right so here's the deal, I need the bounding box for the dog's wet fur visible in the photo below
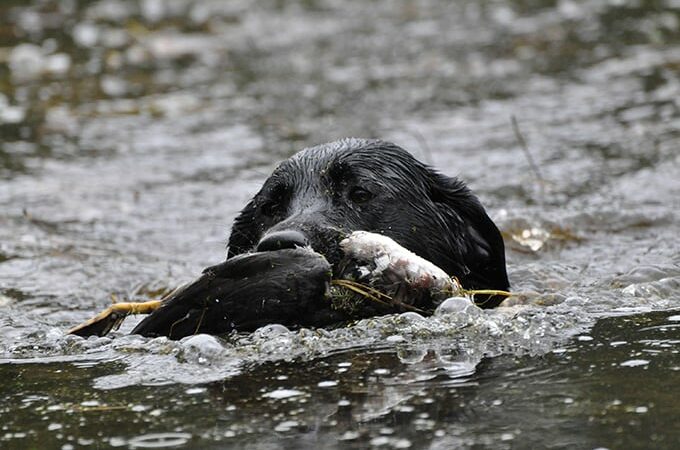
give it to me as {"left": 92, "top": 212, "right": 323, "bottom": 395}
{"left": 228, "top": 138, "right": 509, "bottom": 301}
{"left": 131, "top": 139, "right": 509, "bottom": 338}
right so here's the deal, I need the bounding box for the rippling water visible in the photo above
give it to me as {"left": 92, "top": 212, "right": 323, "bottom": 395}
{"left": 1, "top": 0, "right": 679, "bottom": 448}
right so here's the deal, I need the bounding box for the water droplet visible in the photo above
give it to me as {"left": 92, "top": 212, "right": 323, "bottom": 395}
{"left": 339, "top": 431, "right": 359, "bottom": 441}
{"left": 185, "top": 387, "right": 206, "bottom": 395}
{"left": 262, "top": 389, "right": 304, "bottom": 400}
{"left": 127, "top": 432, "right": 192, "bottom": 448}
{"left": 620, "top": 359, "right": 649, "bottom": 367}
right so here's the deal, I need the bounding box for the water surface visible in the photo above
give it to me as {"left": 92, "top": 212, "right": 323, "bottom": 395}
{"left": 1, "top": 0, "right": 679, "bottom": 448}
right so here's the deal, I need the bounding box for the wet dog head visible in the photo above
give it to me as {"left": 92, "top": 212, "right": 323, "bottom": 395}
{"left": 227, "top": 139, "right": 509, "bottom": 299}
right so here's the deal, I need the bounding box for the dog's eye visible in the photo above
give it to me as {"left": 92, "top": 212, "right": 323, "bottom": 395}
{"left": 260, "top": 184, "right": 289, "bottom": 217}
{"left": 261, "top": 201, "right": 282, "bottom": 217}
{"left": 348, "top": 187, "right": 374, "bottom": 204}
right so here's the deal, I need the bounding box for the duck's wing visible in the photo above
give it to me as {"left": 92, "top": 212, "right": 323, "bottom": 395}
{"left": 130, "top": 248, "right": 333, "bottom": 339}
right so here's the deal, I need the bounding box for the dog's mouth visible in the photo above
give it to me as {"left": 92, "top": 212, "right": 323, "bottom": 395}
{"left": 256, "top": 226, "right": 349, "bottom": 273}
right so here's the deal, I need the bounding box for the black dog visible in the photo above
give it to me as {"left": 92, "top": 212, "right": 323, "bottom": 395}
{"left": 130, "top": 139, "right": 509, "bottom": 338}
{"left": 228, "top": 138, "right": 508, "bottom": 295}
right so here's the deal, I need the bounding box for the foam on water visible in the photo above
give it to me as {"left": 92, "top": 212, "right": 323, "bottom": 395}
{"left": 0, "top": 291, "right": 598, "bottom": 388}
{"left": 1, "top": 0, "right": 680, "bottom": 446}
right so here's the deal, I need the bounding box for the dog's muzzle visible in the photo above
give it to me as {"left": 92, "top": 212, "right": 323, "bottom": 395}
{"left": 256, "top": 230, "right": 309, "bottom": 252}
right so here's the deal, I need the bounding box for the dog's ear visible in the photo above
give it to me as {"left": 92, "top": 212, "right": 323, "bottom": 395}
{"left": 427, "top": 171, "right": 509, "bottom": 306}
{"left": 226, "top": 200, "right": 262, "bottom": 258}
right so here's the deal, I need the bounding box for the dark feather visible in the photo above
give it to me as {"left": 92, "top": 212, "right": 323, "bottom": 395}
{"left": 131, "top": 249, "right": 334, "bottom": 339}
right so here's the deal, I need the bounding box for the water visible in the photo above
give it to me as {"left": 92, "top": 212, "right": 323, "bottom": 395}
{"left": 1, "top": 0, "right": 679, "bottom": 448}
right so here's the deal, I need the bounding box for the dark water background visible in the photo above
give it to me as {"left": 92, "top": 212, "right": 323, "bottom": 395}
{"left": 1, "top": 0, "right": 679, "bottom": 448}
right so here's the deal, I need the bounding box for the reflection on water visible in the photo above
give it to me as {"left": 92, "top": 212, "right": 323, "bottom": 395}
{"left": 1, "top": 310, "right": 678, "bottom": 449}
{"left": 1, "top": 0, "right": 679, "bottom": 448}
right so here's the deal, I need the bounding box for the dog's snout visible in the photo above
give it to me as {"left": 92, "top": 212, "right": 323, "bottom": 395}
{"left": 256, "top": 230, "right": 309, "bottom": 252}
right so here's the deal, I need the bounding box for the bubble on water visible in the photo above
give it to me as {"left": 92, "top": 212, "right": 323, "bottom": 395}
{"left": 45, "top": 53, "right": 71, "bottom": 75}
{"left": 72, "top": 22, "right": 99, "bottom": 47}
{"left": 45, "top": 327, "right": 63, "bottom": 342}
{"left": 180, "top": 334, "right": 225, "bottom": 360}
{"left": 101, "top": 76, "right": 128, "bottom": 97}
{"left": 274, "top": 420, "right": 299, "bottom": 432}
{"left": 438, "top": 355, "right": 479, "bottom": 379}
{"left": 127, "top": 432, "right": 191, "bottom": 448}
{"left": 91, "top": 334, "right": 241, "bottom": 389}
{"left": 396, "top": 312, "right": 427, "bottom": 323}
{"left": 620, "top": 359, "right": 650, "bottom": 367}
{"left": 393, "top": 438, "right": 413, "bottom": 448}
{"left": 101, "top": 29, "right": 129, "bottom": 48}
{"left": 396, "top": 347, "right": 427, "bottom": 364}
{"left": 370, "top": 436, "right": 390, "bottom": 446}
{"left": 253, "top": 324, "right": 291, "bottom": 338}
{"left": 109, "top": 437, "right": 126, "bottom": 447}
{"left": 0, "top": 106, "right": 26, "bottom": 124}
{"left": 150, "top": 92, "right": 202, "bottom": 118}
{"left": 0, "top": 294, "right": 15, "bottom": 307}
{"left": 185, "top": 387, "right": 206, "bottom": 395}
{"left": 9, "top": 43, "right": 45, "bottom": 80}
{"left": 252, "top": 324, "right": 296, "bottom": 356}
{"left": 17, "top": 10, "right": 42, "bottom": 34}
{"left": 434, "top": 297, "right": 475, "bottom": 315}
{"left": 339, "top": 430, "right": 359, "bottom": 440}
{"left": 80, "top": 400, "right": 99, "bottom": 407}
{"left": 126, "top": 45, "right": 148, "bottom": 65}
{"left": 141, "top": 0, "right": 166, "bottom": 22}
{"left": 262, "top": 389, "right": 305, "bottom": 400}
{"left": 620, "top": 277, "right": 680, "bottom": 299}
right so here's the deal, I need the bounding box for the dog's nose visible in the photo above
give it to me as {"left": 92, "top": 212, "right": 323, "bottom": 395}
{"left": 256, "top": 230, "right": 309, "bottom": 252}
